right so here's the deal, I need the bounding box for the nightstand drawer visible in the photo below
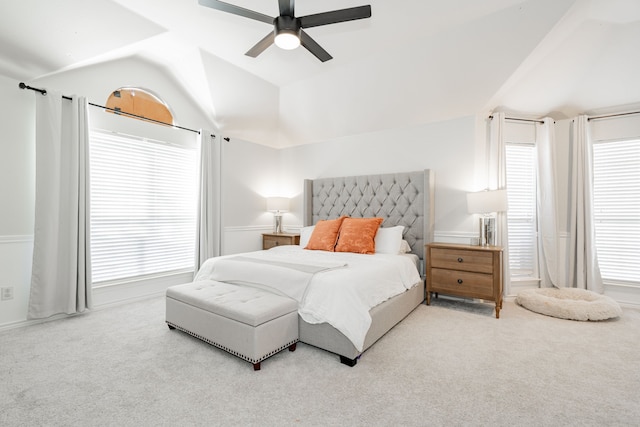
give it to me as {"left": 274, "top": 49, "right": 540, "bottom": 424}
{"left": 430, "top": 248, "right": 494, "bottom": 274}
{"left": 264, "top": 236, "right": 290, "bottom": 249}
{"left": 262, "top": 233, "right": 300, "bottom": 250}
{"left": 430, "top": 268, "right": 494, "bottom": 298}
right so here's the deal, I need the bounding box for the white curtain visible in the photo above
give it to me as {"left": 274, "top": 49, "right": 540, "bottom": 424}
{"left": 28, "top": 91, "right": 92, "bottom": 319}
{"left": 488, "top": 112, "right": 511, "bottom": 296}
{"left": 535, "top": 117, "right": 559, "bottom": 287}
{"left": 194, "top": 129, "right": 222, "bottom": 275}
{"left": 568, "top": 116, "right": 603, "bottom": 292}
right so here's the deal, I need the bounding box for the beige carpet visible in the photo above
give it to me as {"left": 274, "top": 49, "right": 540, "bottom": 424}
{"left": 1, "top": 296, "right": 639, "bottom": 426}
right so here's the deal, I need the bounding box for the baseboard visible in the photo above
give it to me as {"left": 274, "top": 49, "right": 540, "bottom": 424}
{"left": 0, "top": 272, "right": 192, "bottom": 332}
{"left": 92, "top": 271, "right": 193, "bottom": 307}
{"left": 507, "top": 281, "right": 539, "bottom": 297}
{"left": 0, "top": 312, "right": 82, "bottom": 333}
{"left": 604, "top": 283, "right": 640, "bottom": 309}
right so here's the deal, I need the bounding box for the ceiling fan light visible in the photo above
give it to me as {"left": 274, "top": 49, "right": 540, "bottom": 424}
{"left": 275, "top": 31, "right": 300, "bottom": 50}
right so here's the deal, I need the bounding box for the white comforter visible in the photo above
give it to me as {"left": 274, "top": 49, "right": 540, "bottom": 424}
{"left": 194, "top": 246, "right": 421, "bottom": 351}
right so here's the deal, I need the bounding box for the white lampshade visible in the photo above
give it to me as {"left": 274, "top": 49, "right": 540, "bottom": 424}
{"left": 466, "top": 189, "right": 508, "bottom": 214}
{"left": 275, "top": 32, "right": 300, "bottom": 50}
{"left": 266, "top": 197, "right": 289, "bottom": 213}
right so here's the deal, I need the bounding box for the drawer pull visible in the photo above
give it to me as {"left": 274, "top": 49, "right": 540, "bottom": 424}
{"left": 457, "top": 279, "right": 463, "bottom": 284}
{"left": 457, "top": 257, "right": 463, "bottom": 263}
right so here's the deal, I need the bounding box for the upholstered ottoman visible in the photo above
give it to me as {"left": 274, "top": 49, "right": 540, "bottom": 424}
{"left": 166, "top": 280, "right": 298, "bottom": 370}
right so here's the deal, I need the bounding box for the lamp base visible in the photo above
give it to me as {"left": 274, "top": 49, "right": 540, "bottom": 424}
{"left": 273, "top": 215, "right": 283, "bottom": 234}
{"left": 479, "top": 216, "right": 496, "bottom": 246}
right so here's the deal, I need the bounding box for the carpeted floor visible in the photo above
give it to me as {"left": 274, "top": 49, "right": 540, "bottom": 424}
{"left": 1, "top": 296, "right": 639, "bottom": 426}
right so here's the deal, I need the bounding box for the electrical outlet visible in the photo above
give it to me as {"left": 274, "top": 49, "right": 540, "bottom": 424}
{"left": 1, "top": 287, "right": 14, "bottom": 301}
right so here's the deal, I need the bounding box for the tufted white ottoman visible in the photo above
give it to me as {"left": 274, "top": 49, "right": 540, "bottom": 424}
{"left": 166, "top": 280, "right": 298, "bottom": 370}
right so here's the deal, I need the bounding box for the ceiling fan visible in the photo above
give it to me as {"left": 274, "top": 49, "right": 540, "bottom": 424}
{"left": 198, "top": 0, "right": 372, "bottom": 62}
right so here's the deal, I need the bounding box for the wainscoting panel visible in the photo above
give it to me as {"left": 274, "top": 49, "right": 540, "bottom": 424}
{"left": 0, "top": 235, "right": 33, "bottom": 327}
{"left": 223, "top": 225, "right": 277, "bottom": 255}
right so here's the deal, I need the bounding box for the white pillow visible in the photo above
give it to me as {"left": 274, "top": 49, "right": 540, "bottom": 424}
{"left": 399, "top": 239, "right": 412, "bottom": 254}
{"left": 374, "top": 226, "right": 405, "bottom": 254}
{"left": 299, "top": 225, "right": 315, "bottom": 248}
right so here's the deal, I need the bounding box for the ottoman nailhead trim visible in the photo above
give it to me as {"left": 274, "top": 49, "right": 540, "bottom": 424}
{"left": 167, "top": 321, "right": 298, "bottom": 364}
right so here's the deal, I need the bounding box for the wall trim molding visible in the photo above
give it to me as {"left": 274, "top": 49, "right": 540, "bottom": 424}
{"left": 0, "top": 235, "right": 33, "bottom": 244}
{"left": 224, "top": 224, "right": 303, "bottom": 234}
{"left": 224, "top": 225, "right": 272, "bottom": 232}
{"left": 433, "top": 230, "right": 475, "bottom": 244}
{"left": 222, "top": 227, "right": 476, "bottom": 241}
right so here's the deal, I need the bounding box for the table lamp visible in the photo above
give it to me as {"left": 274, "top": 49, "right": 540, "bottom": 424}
{"left": 266, "top": 197, "right": 290, "bottom": 234}
{"left": 466, "top": 189, "right": 508, "bottom": 246}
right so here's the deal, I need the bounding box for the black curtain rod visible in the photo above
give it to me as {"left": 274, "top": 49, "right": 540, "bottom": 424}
{"left": 588, "top": 110, "right": 640, "bottom": 121}
{"left": 491, "top": 110, "right": 640, "bottom": 123}
{"left": 488, "top": 114, "right": 544, "bottom": 124}
{"left": 19, "top": 82, "right": 225, "bottom": 140}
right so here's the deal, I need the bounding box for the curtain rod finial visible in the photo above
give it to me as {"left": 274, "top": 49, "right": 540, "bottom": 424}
{"left": 19, "top": 82, "right": 47, "bottom": 95}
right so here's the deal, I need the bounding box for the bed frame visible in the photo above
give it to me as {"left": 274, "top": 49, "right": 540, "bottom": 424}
{"left": 300, "top": 169, "right": 435, "bottom": 366}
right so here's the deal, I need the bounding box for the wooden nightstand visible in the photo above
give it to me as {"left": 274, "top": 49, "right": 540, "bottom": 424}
{"left": 262, "top": 233, "right": 300, "bottom": 250}
{"left": 426, "top": 242, "right": 503, "bottom": 318}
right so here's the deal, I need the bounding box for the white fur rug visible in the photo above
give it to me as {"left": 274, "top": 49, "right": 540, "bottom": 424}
{"left": 516, "top": 288, "right": 622, "bottom": 321}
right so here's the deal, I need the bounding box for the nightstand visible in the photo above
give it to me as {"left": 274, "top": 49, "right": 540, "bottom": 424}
{"left": 426, "top": 242, "right": 503, "bottom": 318}
{"left": 262, "top": 233, "right": 300, "bottom": 250}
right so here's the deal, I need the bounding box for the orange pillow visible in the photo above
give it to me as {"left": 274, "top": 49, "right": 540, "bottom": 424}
{"left": 305, "top": 216, "right": 348, "bottom": 251}
{"left": 335, "top": 217, "right": 384, "bottom": 254}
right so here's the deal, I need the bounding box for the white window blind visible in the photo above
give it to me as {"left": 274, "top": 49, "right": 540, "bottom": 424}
{"left": 90, "top": 130, "right": 198, "bottom": 285}
{"left": 592, "top": 138, "right": 640, "bottom": 285}
{"left": 505, "top": 143, "right": 538, "bottom": 278}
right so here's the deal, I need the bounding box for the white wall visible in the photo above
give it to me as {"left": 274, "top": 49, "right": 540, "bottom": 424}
{"left": 278, "top": 115, "right": 482, "bottom": 244}
{"left": 33, "top": 56, "right": 213, "bottom": 133}
{"left": 0, "top": 75, "right": 35, "bottom": 326}
{"left": 0, "top": 61, "right": 281, "bottom": 327}
{"left": 3, "top": 57, "right": 637, "bottom": 327}
{"left": 1, "top": 84, "right": 480, "bottom": 328}
{"left": 216, "top": 117, "right": 485, "bottom": 254}
{"left": 221, "top": 137, "right": 281, "bottom": 255}
{"left": 0, "top": 75, "right": 35, "bottom": 235}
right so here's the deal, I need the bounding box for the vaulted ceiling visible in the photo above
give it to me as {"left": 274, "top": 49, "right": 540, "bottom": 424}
{"left": 2, "top": 0, "right": 639, "bottom": 148}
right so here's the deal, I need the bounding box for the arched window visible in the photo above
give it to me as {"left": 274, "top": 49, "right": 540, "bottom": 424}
{"left": 106, "top": 87, "right": 174, "bottom": 125}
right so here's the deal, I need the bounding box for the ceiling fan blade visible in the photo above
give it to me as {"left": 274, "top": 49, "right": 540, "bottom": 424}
{"left": 245, "top": 32, "right": 275, "bottom": 57}
{"left": 299, "top": 5, "right": 371, "bottom": 29}
{"left": 198, "top": 0, "right": 273, "bottom": 25}
{"left": 278, "top": 0, "right": 295, "bottom": 17}
{"left": 299, "top": 30, "right": 332, "bottom": 62}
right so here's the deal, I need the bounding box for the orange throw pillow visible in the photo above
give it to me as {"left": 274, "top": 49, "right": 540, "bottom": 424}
{"left": 305, "top": 216, "right": 348, "bottom": 251}
{"left": 335, "top": 217, "right": 384, "bottom": 254}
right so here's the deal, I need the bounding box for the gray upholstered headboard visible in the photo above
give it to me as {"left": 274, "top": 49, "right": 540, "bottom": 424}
{"left": 303, "top": 170, "right": 435, "bottom": 261}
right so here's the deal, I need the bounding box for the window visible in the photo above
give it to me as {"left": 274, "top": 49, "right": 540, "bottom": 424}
{"left": 90, "top": 130, "right": 198, "bottom": 285}
{"left": 106, "top": 87, "right": 174, "bottom": 126}
{"left": 505, "top": 142, "right": 538, "bottom": 279}
{"left": 592, "top": 138, "right": 640, "bottom": 286}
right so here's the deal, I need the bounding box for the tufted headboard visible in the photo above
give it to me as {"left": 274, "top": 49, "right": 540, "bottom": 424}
{"left": 303, "top": 170, "right": 434, "bottom": 262}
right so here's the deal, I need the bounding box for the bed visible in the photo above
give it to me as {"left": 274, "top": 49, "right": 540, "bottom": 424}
{"left": 196, "top": 169, "right": 435, "bottom": 366}
{"left": 299, "top": 169, "right": 434, "bottom": 365}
